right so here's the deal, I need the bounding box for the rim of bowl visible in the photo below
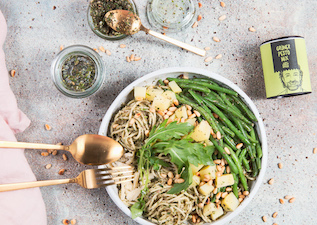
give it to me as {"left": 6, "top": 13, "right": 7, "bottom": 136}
{"left": 98, "top": 67, "right": 268, "bottom": 225}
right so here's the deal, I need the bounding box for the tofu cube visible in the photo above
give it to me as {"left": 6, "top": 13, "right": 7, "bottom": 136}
{"left": 199, "top": 165, "right": 216, "bottom": 181}
{"left": 162, "top": 90, "right": 176, "bottom": 102}
{"left": 198, "top": 183, "right": 214, "bottom": 196}
{"left": 215, "top": 174, "right": 235, "bottom": 188}
{"left": 221, "top": 192, "right": 240, "bottom": 211}
{"left": 168, "top": 81, "right": 182, "bottom": 93}
{"left": 190, "top": 175, "right": 201, "bottom": 187}
{"left": 190, "top": 163, "right": 204, "bottom": 175}
{"left": 152, "top": 94, "right": 170, "bottom": 111}
{"left": 134, "top": 87, "right": 146, "bottom": 101}
{"left": 210, "top": 205, "right": 224, "bottom": 220}
{"left": 190, "top": 120, "right": 211, "bottom": 142}
{"left": 175, "top": 105, "right": 188, "bottom": 119}
{"left": 185, "top": 118, "right": 197, "bottom": 126}
{"left": 203, "top": 203, "right": 217, "bottom": 217}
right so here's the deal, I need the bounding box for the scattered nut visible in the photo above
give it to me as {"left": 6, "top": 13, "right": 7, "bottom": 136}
{"left": 106, "top": 49, "right": 111, "bottom": 56}
{"left": 168, "top": 171, "right": 174, "bottom": 178}
{"left": 58, "top": 169, "right": 66, "bottom": 175}
{"left": 198, "top": 203, "right": 204, "bottom": 208}
{"left": 62, "top": 219, "right": 69, "bottom": 225}
{"left": 45, "top": 124, "right": 52, "bottom": 131}
{"left": 220, "top": 1, "right": 226, "bottom": 7}
{"left": 272, "top": 212, "right": 278, "bottom": 218}
{"left": 52, "top": 150, "right": 58, "bottom": 156}
{"left": 119, "top": 44, "right": 126, "bottom": 48}
{"left": 236, "top": 143, "right": 243, "bottom": 149}
{"left": 192, "top": 21, "right": 198, "bottom": 28}
{"left": 70, "top": 219, "right": 77, "bottom": 225}
{"left": 279, "top": 198, "right": 284, "bottom": 204}
{"left": 47, "top": 149, "right": 53, "bottom": 154}
{"left": 130, "top": 54, "right": 135, "bottom": 61}
{"left": 313, "top": 147, "right": 317, "bottom": 154}
{"left": 204, "top": 56, "right": 213, "bottom": 62}
{"left": 218, "top": 15, "right": 226, "bottom": 21}
{"left": 268, "top": 178, "right": 274, "bottom": 185}
{"left": 60, "top": 45, "right": 64, "bottom": 51}
{"left": 99, "top": 46, "right": 106, "bottom": 53}
{"left": 161, "top": 173, "right": 167, "bottom": 178}
{"left": 167, "top": 178, "right": 173, "bottom": 185}
{"left": 243, "top": 191, "right": 249, "bottom": 196}
{"left": 126, "top": 56, "right": 131, "bottom": 62}
{"left": 213, "top": 37, "right": 221, "bottom": 42}
{"left": 289, "top": 197, "right": 295, "bottom": 203}
{"left": 134, "top": 56, "right": 142, "bottom": 61}
{"left": 224, "top": 147, "right": 231, "bottom": 155}
{"left": 278, "top": 163, "right": 283, "bottom": 169}
{"left": 262, "top": 216, "right": 267, "bottom": 222}
{"left": 197, "top": 15, "right": 202, "bottom": 21}
{"left": 249, "top": 27, "right": 256, "bottom": 32}
{"left": 198, "top": 2, "right": 202, "bottom": 8}
{"left": 10, "top": 70, "right": 16, "bottom": 77}
{"left": 215, "top": 54, "right": 223, "bottom": 59}
{"left": 45, "top": 164, "right": 52, "bottom": 169}
{"left": 174, "top": 178, "right": 185, "bottom": 183}
{"left": 284, "top": 195, "right": 292, "bottom": 199}
{"left": 62, "top": 154, "right": 68, "bottom": 161}
{"left": 41, "top": 152, "right": 49, "bottom": 157}
{"left": 204, "top": 47, "right": 211, "bottom": 51}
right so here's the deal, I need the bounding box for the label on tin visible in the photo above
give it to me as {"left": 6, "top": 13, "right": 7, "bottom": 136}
{"left": 260, "top": 37, "right": 311, "bottom": 98}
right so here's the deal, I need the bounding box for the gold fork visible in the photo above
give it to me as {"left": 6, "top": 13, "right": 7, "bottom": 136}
{"left": 0, "top": 166, "right": 134, "bottom": 192}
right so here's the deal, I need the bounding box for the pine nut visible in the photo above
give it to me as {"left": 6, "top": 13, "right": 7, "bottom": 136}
{"left": 193, "top": 110, "right": 201, "bottom": 117}
{"left": 262, "top": 216, "right": 267, "bottom": 222}
{"left": 216, "top": 131, "right": 221, "bottom": 140}
{"left": 198, "top": 2, "right": 202, "bottom": 8}
{"left": 289, "top": 197, "right": 295, "bottom": 203}
{"left": 213, "top": 37, "right": 221, "bottom": 42}
{"left": 273, "top": 224, "right": 278, "bottom": 225}
{"left": 249, "top": 27, "right": 256, "bottom": 32}
{"left": 238, "top": 197, "right": 243, "bottom": 202}
{"left": 134, "top": 56, "right": 141, "bottom": 61}
{"left": 188, "top": 114, "right": 196, "bottom": 119}
{"left": 106, "top": 49, "right": 111, "bottom": 56}
{"left": 196, "top": 217, "right": 201, "bottom": 223}
{"left": 163, "top": 115, "right": 169, "bottom": 120}
{"left": 236, "top": 143, "right": 243, "bottom": 149}
{"left": 58, "top": 169, "right": 65, "bottom": 175}
{"left": 268, "top": 178, "right": 274, "bottom": 185}
{"left": 187, "top": 110, "right": 192, "bottom": 116}
{"left": 243, "top": 191, "right": 249, "bottom": 196}
{"left": 216, "top": 172, "right": 222, "bottom": 177}
{"left": 279, "top": 198, "right": 284, "bottom": 204}
{"left": 175, "top": 178, "right": 185, "bottom": 183}
{"left": 167, "top": 178, "right": 173, "bottom": 185}
{"left": 45, "top": 124, "right": 52, "bottom": 131}
{"left": 313, "top": 148, "right": 317, "bottom": 154}
{"left": 166, "top": 111, "right": 173, "bottom": 116}
{"left": 226, "top": 166, "right": 230, "bottom": 173}
{"left": 10, "top": 70, "right": 16, "bottom": 77}
{"left": 119, "top": 44, "right": 126, "bottom": 48}
{"left": 62, "top": 219, "right": 69, "bottom": 225}
{"left": 215, "top": 54, "right": 223, "bottom": 59}
{"left": 220, "top": 1, "right": 226, "bottom": 7}
{"left": 225, "top": 187, "right": 232, "bottom": 192}
{"left": 192, "top": 21, "right": 198, "bottom": 28}
{"left": 41, "top": 152, "right": 49, "bottom": 156}
{"left": 284, "top": 195, "right": 292, "bottom": 199}
{"left": 198, "top": 203, "right": 204, "bottom": 208}
{"left": 99, "top": 46, "right": 105, "bottom": 52}
{"left": 175, "top": 174, "right": 181, "bottom": 179}
{"left": 204, "top": 56, "right": 213, "bottom": 62}
{"left": 224, "top": 147, "right": 230, "bottom": 154}
{"left": 272, "top": 212, "right": 278, "bottom": 218}
{"left": 278, "top": 163, "right": 283, "bottom": 169}
{"left": 62, "top": 154, "right": 68, "bottom": 161}
{"left": 93, "top": 48, "right": 99, "bottom": 53}
{"left": 203, "top": 174, "right": 211, "bottom": 181}
{"left": 126, "top": 56, "right": 131, "bottom": 62}
{"left": 167, "top": 172, "right": 174, "bottom": 178}
{"left": 207, "top": 179, "right": 213, "bottom": 186}
{"left": 52, "top": 150, "right": 58, "bottom": 155}
{"left": 45, "top": 164, "right": 52, "bottom": 169}
{"left": 157, "top": 110, "right": 164, "bottom": 116}
{"left": 204, "top": 47, "right": 211, "bottom": 51}
{"left": 216, "top": 165, "right": 222, "bottom": 172}
{"left": 216, "top": 192, "right": 222, "bottom": 199}
{"left": 239, "top": 195, "right": 245, "bottom": 199}
{"left": 197, "top": 15, "right": 202, "bottom": 21}
{"left": 168, "top": 106, "right": 177, "bottom": 112}
{"left": 221, "top": 192, "right": 228, "bottom": 198}
{"left": 214, "top": 159, "right": 221, "bottom": 164}
{"left": 173, "top": 99, "right": 179, "bottom": 106}
{"left": 70, "top": 219, "right": 77, "bottom": 225}
{"left": 213, "top": 187, "right": 218, "bottom": 194}
{"left": 60, "top": 45, "right": 64, "bottom": 51}
{"left": 192, "top": 215, "right": 196, "bottom": 223}
{"left": 130, "top": 54, "right": 135, "bottom": 61}
{"left": 145, "top": 130, "right": 150, "bottom": 137}
{"left": 218, "top": 15, "right": 226, "bottom": 21}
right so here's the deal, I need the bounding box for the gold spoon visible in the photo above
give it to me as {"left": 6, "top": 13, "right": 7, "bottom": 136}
{"left": 105, "top": 10, "right": 206, "bottom": 57}
{"left": 0, "top": 134, "right": 123, "bottom": 165}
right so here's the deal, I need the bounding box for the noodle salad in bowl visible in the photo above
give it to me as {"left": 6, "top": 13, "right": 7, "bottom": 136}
{"left": 99, "top": 67, "right": 267, "bottom": 225}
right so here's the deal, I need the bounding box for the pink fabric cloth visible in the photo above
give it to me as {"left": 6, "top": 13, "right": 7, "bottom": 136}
{"left": 0, "top": 11, "right": 47, "bottom": 225}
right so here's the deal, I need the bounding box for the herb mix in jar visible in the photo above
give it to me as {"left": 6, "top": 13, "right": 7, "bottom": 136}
{"left": 61, "top": 55, "right": 96, "bottom": 92}
{"left": 90, "top": 0, "right": 134, "bottom": 36}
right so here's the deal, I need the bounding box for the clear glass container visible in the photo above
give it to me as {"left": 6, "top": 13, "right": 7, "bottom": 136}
{"left": 51, "top": 45, "right": 105, "bottom": 98}
{"left": 87, "top": 0, "right": 138, "bottom": 41}
{"left": 146, "top": 0, "right": 197, "bottom": 33}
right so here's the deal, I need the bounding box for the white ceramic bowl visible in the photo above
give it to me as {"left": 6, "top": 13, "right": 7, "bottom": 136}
{"left": 98, "top": 67, "right": 267, "bottom": 225}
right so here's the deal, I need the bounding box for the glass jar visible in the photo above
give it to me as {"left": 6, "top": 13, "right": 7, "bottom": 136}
{"left": 51, "top": 45, "right": 105, "bottom": 98}
{"left": 146, "top": 0, "right": 197, "bottom": 33}
{"left": 87, "top": 0, "right": 138, "bottom": 41}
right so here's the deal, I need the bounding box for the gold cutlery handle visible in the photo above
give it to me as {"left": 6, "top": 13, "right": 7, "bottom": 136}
{"left": 0, "top": 141, "right": 66, "bottom": 150}
{"left": 0, "top": 179, "right": 74, "bottom": 192}
{"left": 146, "top": 29, "right": 206, "bottom": 57}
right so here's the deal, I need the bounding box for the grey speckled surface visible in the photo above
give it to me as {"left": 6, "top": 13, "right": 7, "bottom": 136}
{"left": 1, "top": 0, "right": 317, "bottom": 224}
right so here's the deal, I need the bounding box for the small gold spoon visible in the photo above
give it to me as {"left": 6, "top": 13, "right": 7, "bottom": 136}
{"left": 105, "top": 10, "right": 206, "bottom": 57}
{"left": 0, "top": 134, "right": 123, "bottom": 165}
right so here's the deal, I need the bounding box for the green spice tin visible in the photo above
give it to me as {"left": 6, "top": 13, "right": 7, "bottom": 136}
{"left": 260, "top": 36, "right": 311, "bottom": 98}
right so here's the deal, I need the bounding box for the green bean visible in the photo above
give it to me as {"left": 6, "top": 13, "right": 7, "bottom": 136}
{"left": 203, "top": 99, "right": 251, "bottom": 146}
{"left": 167, "top": 78, "right": 238, "bottom": 96}
{"left": 246, "top": 134, "right": 258, "bottom": 143}
{"left": 207, "top": 91, "right": 225, "bottom": 103}
{"left": 158, "top": 79, "right": 164, "bottom": 86}
{"left": 238, "top": 148, "right": 247, "bottom": 162}
{"left": 223, "top": 135, "right": 238, "bottom": 151}
{"left": 229, "top": 95, "right": 257, "bottom": 122}
{"left": 221, "top": 125, "right": 235, "bottom": 138}
{"left": 242, "top": 157, "right": 251, "bottom": 171}
{"left": 178, "top": 83, "right": 211, "bottom": 93}
{"left": 235, "top": 149, "right": 241, "bottom": 157}
{"left": 192, "top": 78, "right": 218, "bottom": 85}
{"left": 256, "top": 157, "right": 262, "bottom": 170}
{"left": 251, "top": 160, "right": 259, "bottom": 177}
{"left": 225, "top": 144, "right": 249, "bottom": 191}
{"left": 232, "top": 173, "right": 239, "bottom": 198}
{"left": 205, "top": 95, "right": 253, "bottom": 125}
{"left": 209, "top": 138, "right": 239, "bottom": 174}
